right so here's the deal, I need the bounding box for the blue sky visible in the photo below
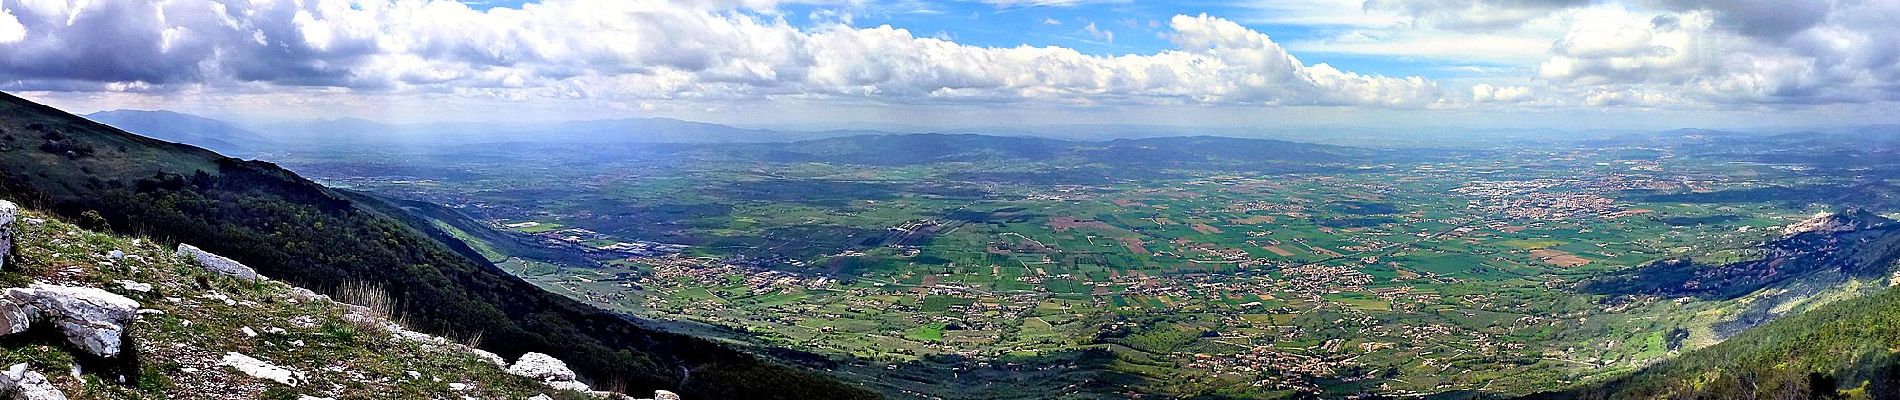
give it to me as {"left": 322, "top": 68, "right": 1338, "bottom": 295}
{"left": 456, "top": 0, "right": 1508, "bottom": 80}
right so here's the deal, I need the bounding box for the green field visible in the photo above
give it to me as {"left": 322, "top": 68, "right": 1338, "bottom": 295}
{"left": 276, "top": 133, "right": 1898, "bottom": 399}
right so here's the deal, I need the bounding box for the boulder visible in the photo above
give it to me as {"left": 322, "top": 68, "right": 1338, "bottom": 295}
{"left": 0, "top": 363, "right": 67, "bottom": 400}
{"left": 174, "top": 244, "right": 264, "bottom": 282}
{"left": 547, "top": 380, "right": 591, "bottom": 392}
{"left": 507, "top": 352, "right": 577, "bottom": 382}
{"left": 652, "top": 390, "right": 681, "bottom": 400}
{"left": 0, "top": 299, "right": 28, "bottom": 336}
{"left": 4, "top": 284, "right": 140, "bottom": 358}
{"left": 508, "top": 352, "right": 589, "bottom": 392}
{"left": 0, "top": 200, "right": 15, "bottom": 271}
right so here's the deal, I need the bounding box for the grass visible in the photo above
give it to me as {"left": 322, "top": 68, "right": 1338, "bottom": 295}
{"left": 905, "top": 323, "right": 946, "bottom": 342}
{"left": 0, "top": 207, "right": 576, "bottom": 399}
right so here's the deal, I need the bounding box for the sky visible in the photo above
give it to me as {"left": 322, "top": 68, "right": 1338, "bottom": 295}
{"left": 0, "top": 0, "right": 1897, "bottom": 132}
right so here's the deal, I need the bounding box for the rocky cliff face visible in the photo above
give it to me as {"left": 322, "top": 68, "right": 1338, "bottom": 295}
{"left": 0, "top": 199, "right": 681, "bottom": 399}
{"left": 1586, "top": 209, "right": 1900, "bottom": 300}
{"left": 1781, "top": 209, "right": 1889, "bottom": 236}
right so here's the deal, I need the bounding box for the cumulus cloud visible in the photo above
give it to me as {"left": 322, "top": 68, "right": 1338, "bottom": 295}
{"left": 0, "top": 6, "right": 22, "bottom": 43}
{"left": 1647, "top": 0, "right": 1832, "bottom": 40}
{"left": 0, "top": 0, "right": 1442, "bottom": 108}
{"left": 1471, "top": 84, "right": 1532, "bottom": 103}
{"left": 1536, "top": 2, "right": 1900, "bottom": 105}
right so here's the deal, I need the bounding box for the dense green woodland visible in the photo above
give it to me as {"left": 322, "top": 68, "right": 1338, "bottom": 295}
{"left": 0, "top": 92, "right": 876, "bottom": 399}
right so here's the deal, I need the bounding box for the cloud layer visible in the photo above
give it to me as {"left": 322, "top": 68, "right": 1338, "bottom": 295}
{"left": 0, "top": 0, "right": 1443, "bottom": 108}
{"left": 1344, "top": 0, "right": 1900, "bottom": 106}
{"left": 1, "top": 0, "right": 1895, "bottom": 119}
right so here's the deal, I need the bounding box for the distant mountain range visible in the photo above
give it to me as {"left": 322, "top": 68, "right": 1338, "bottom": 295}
{"left": 84, "top": 108, "right": 1900, "bottom": 155}
{"left": 83, "top": 110, "right": 275, "bottom": 156}
{"left": 246, "top": 115, "right": 870, "bottom": 145}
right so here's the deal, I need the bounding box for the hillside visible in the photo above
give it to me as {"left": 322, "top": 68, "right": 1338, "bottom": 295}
{"left": 1531, "top": 212, "right": 1900, "bottom": 399}
{"left": 0, "top": 200, "right": 682, "bottom": 398}
{"left": 1528, "top": 283, "right": 1900, "bottom": 399}
{"left": 0, "top": 92, "right": 876, "bottom": 399}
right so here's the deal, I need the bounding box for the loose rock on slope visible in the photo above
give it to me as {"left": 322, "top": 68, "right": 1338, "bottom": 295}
{"left": 0, "top": 363, "right": 66, "bottom": 400}
{"left": 2, "top": 284, "right": 140, "bottom": 358}
{"left": 174, "top": 243, "right": 264, "bottom": 282}
{"left": 0, "top": 201, "right": 15, "bottom": 270}
{"left": 508, "top": 352, "right": 591, "bottom": 392}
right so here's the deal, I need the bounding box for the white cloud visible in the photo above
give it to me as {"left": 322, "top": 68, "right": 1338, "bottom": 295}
{"left": 1471, "top": 83, "right": 1531, "bottom": 103}
{"left": 1083, "top": 22, "right": 1113, "bottom": 44}
{"left": 1364, "top": 0, "right": 1589, "bottom": 31}
{"left": 1537, "top": 8, "right": 1714, "bottom": 86}
{"left": 0, "top": 1, "right": 1443, "bottom": 108}
{"left": 0, "top": 6, "right": 22, "bottom": 43}
{"left": 1536, "top": 2, "right": 1900, "bottom": 105}
{"left": 2, "top": 0, "right": 1895, "bottom": 117}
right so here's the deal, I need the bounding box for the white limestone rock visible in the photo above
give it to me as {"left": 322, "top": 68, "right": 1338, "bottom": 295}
{"left": 0, "top": 201, "right": 15, "bottom": 271}
{"left": 1784, "top": 212, "right": 1853, "bottom": 235}
{"left": 219, "top": 352, "right": 303, "bottom": 386}
{"left": 0, "top": 363, "right": 67, "bottom": 400}
{"left": 4, "top": 284, "right": 140, "bottom": 358}
{"left": 174, "top": 244, "right": 264, "bottom": 282}
{"left": 508, "top": 352, "right": 590, "bottom": 392}
{"left": 0, "top": 299, "right": 28, "bottom": 336}
{"left": 548, "top": 380, "right": 591, "bottom": 392}
{"left": 507, "top": 352, "right": 577, "bottom": 382}
{"left": 468, "top": 348, "right": 507, "bottom": 368}
{"left": 114, "top": 280, "right": 151, "bottom": 293}
{"left": 1781, "top": 210, "right": 1889, "bottom": 236}
{"left": 652, "top": 390, "right": 681, "bottom": 400}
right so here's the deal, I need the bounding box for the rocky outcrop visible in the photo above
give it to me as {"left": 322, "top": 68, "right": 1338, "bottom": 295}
{"left": 0, "top": 200, "right": 15, "bottom": 271}
{"left": 219, "top": 352, "right": 303, "bottom": 387}
{"left": 2, "top": 284, "right": 140, "bottom": 358}
{"left": 174, "top": 244, "right": 264, "bottom": 282}
{"left": 0, "top": 363, "right": 66, "bottom": 400}
{"left": 1782, "top": 209, "right": 1891, "bottom": 236}
{"left": 507, "top": 352, "right": 590, "bottom": 392}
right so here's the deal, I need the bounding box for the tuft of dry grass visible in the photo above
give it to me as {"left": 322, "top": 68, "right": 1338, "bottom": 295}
{"left": 335, "top": 280, "right": 407, "bottom": 329}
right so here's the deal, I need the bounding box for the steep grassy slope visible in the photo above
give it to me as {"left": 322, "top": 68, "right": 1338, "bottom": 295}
{"left": 1, "top": 205, "right": 590, "bottom": 398}
{"left": 0, "top": 91, "right": 876, "bottom": 399}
